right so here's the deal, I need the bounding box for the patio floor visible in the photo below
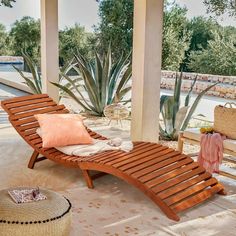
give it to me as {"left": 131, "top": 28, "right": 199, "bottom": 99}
{"left": 0, "top": 85, "right": 236, "bottom": 235}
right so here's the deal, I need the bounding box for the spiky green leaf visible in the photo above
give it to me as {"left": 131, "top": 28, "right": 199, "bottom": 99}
{"left": 181, "top": 82, "right": 219, "bottom": 130}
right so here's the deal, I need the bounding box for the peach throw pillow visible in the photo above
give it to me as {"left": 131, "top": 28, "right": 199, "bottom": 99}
{"left": 35, "top": 114, "right": 92, "bottom": 148}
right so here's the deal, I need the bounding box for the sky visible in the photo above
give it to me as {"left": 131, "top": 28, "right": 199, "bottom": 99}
{"left": 0, "top": 0, "right": 235, "bottom": 31}
{"left": 175, "top": 0, "right": 236, "bottom": 27}
{"left": 0, "top": 0, "right": 99, "bottom": 31}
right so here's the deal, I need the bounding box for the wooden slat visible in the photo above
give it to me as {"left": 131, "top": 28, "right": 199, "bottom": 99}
{"left": 158, "top": 172, "right": 212, "bottom": 199}
{"left": 122, "top": 150, "right": 179, "bottom": 173}
{"left": 60, "top": 155, "right": 74, "bottom": 161}
{"left": 35, "top": 143, "right": 43, "bottom": 149}
{"left": 82, "top": 145, "right": 139, "bottom": 162}
{"left": 19, "top": 122, "right": 39, "bottom": 131}
{"left": 52, "top": 154, "right": 68, "bottom": 160}
{"left": 43, "top": 148, "right": 59, "bottom": 155}
{"left": 2, "top": 94, "right": 48, "bottom": 105}
{"left": 10, "top": 101, "right": 57, "bottom": 114}
{"left": 13, "top": 116, "right": 37, "bottom": 126}
{"left": 131, "top": 155, "right": 189, "bottom": 178}
{"left": 119, "top": 150, "right": 179, "bottom": 171}
{"left": 113, "top": 146, "right": 169, "bottom": 168}
{"left": 6, "top": 97, "right": 53, "bottom": 109}
{"left": 23, "top": 128, "right": 38, "bottom": 136}
{"left": 27, "top": 134, "right": 40, "bottom": 141}
{"left": 31, "top": 138, "right": 42, "bottom": 145}
{"left": 59, "top": 153, "right": 80, "bottom": 163}
{"left": 89, "top": 151, "right": 124, "bottom": 162}
{"left": 144, "top": 160, "right": 196, "bottom": 188}
{"left": 113, "top": 146, "right": 170, "bottom": 168}
{"left": 76, "top": 143, "right": 147, "bottom": 164}
{"left": 103, "top": 143, "right": 158, "bottom": 165}
{"left": 93, "top": 143, "right": 152, "bottom": 163}
{"left": 81, "top": 151, "right": 117, "bottom": 162}
{"left": 13, "top": 109, "right": 69, "bottom": 126}
{"left": 152, "top": 165, "right": 204, "bottom": 194}
{"left": 165, "top": 178, "right": 218, "bottom": 206}
{"left": 55, "top": 153, "right": 83, "bottom": 163}
{"left": 140, "top": 160, "right": 196, "bottom": 184}
{"left": 90, "top": 134, "right": 102, "bottom": 139}
{"left": 172, "top": 183, "right": 223, "bottom": 213}
{"left": 10, "top": 105, "right": 65, "bottom": 120}
{"left": 131, "top": 158, "right": 193, "bottom": 184}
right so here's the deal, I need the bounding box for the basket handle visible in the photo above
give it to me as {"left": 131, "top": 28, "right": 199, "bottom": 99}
{"left": 224, "top": 102, "right": 236, "bottom": 108}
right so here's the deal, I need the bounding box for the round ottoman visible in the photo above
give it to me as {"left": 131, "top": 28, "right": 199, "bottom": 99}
{"left": 0, "top": 188, "right": 71, "bottom": 236}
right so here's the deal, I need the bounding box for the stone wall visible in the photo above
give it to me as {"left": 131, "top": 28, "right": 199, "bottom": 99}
{"left": 161, "top": 70, "right": 236, "bottom": 99}
{"left": 0, "top": 56, "right": 23, "bottom": 63}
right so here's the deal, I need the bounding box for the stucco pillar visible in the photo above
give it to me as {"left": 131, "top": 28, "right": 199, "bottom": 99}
{"left": 40, "top": 0, "right": 59, "bottom": 101}
{"left": 131, "top": 0, "right": 164, "bottom": 142}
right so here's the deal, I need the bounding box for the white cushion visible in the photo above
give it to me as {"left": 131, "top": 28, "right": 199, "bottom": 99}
{"left": 183, "top": 128, "right": 236, "bottom": 153}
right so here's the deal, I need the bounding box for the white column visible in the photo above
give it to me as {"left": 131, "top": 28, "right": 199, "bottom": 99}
{"left": 131, "top": 0, "right": 164, "bottom": 142}
{"left": 40, "top": 0, "right": 59, "bottom": 101}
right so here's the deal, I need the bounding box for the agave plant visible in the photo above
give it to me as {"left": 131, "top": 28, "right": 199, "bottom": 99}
{"left": 14, "top": 52, "right": 75, "bottom": 95}
{"left": 52, "top": 47, "right": 132, "bottom": 116}
{"left": 160, "top": 72, "right": 218, "bottom": 140}
{"left": 13, "top": 52, "right": 42, "bottom": 94}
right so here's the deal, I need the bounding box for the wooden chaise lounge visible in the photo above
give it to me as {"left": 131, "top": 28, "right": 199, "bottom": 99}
{"left": 1, "top": 94, "right": 226, "bottom": 221}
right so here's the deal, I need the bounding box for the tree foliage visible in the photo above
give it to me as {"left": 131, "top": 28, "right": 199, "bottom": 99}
{"left": 59, "top": 24, "right": 94, "bottom": 65}
{"left": 0, "top": 0, "right": 15, "bottom": 7}
{"left": 0, "top": 23, "right": 8, "bottom": 55}
{"left": 9, "top": 16, "right": 40, "bottom": 63}
{"left": 187, "top": 16, "right": 219, "bottom": 52}
{"left": 188, "top": 31, "right": 236, "bottom": 76}
{"left": 162, "top": 3, "right": 191, "bottom": 70}
{"left": 95, "top": 0, "right": 133, "bottom": 60}
{"left": 96, "top": 0, "right": 192, "bottom": 71}
{"left": 204, "top": 0, "right": 236, "bottom": 16}
{"left": 1, "top": 0, "right": 236, "bottom": 77}
{"left": 182, "top": 16, "right": 219, "bottom": 71}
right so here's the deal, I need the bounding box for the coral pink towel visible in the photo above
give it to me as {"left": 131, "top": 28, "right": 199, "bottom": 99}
{"left": 198, "top": 133, "right": 225, "bottom": 174}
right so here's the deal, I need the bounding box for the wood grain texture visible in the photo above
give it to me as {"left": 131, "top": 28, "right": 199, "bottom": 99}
{"left": 1, "top": 94, "right": 225, "bottom": 221}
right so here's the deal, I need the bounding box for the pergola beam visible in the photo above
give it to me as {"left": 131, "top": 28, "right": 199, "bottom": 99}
{"left": 40, "top": 0, "right": 59, "bottom": 101}
{"left": 131, "top": 0, "right": 164, "bottom": 142}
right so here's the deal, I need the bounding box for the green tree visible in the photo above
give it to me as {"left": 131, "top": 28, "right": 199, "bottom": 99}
{"left": 204, "top": 0, "right": 236, "bottom": 16}
{"left": 9, "top": 16, "right": 40, "bottom": 63}
{"left": 188, "top": 31, "right": 236, "bottom": 76}
{"left": 0, "top": 23, "right": 9, "bottom": 55}
{"left": 95, "top": 0, "right": 133, "bottom": 60}
{"left": 96, "top": 0, "right": 191, "bottom": 70}
{"left": 162, "top": 2, "right": 191, "bottom": 70}
{"left": 222, "top": 25, "right": 236, "bottom": 37}
{"left": 0, "top": 0, "right": 15, "bottom": 7}
{"left": 59, "top": 24, "right": 94, "bottom": 65}
{"left": 187, "top": 16, "right": 219, "bottom": 52}
{"left": 183, "top": 16, "right": 220, "bottom": 71}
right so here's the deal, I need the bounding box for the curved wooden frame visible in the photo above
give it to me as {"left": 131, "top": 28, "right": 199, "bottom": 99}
{"left": 1, "top": 94, "right": 226, "bottom": 221}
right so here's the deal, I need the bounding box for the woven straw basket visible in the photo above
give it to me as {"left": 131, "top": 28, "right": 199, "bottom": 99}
{"left": 0, "top": 188, "right": 71, "bottom": 236}
{"left": 214, "top": 102, "right": 236, "bottom": 139}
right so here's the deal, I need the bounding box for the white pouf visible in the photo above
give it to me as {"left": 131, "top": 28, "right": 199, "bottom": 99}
{"left": 0, "top": 188, "right": 71, "bottom": 236}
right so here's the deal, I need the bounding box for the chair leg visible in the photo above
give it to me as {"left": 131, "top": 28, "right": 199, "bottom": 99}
{"left": 81, "top": 170, "right": 94, "bottom": 189}
{"left": 28, "top": 150, "right": 39, "bottom": 169}
{"left": 217, "top": 183, "right": 227, "bottom": 195}
{"left": 178, "top": 132, "right": 184, "bottom": 153}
